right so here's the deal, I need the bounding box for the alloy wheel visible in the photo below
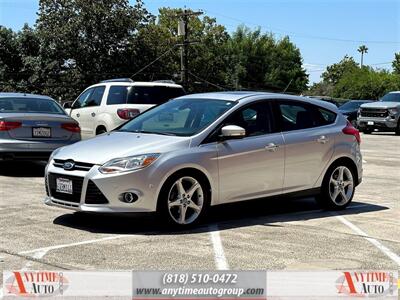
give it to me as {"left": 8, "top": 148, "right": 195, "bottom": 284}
{"left": 328, "top": 166, "right": 354, "bottom": 206}
{"left": 167, "top": 176, "right": 204, "bottom": 225}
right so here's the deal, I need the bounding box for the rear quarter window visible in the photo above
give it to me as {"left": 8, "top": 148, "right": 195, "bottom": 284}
{"left": 107, "top": 85, "right": 185, "bottom": 105}
{"left": 316, "top": 107, "right": 337, "bottom": 126}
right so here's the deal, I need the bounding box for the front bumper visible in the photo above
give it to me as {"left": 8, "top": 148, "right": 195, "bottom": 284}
{"left": 357, "top": 116, "right": 398, "bottom": 130}
{"left": 44, "top": 161, "right": 159, "bottom": 213}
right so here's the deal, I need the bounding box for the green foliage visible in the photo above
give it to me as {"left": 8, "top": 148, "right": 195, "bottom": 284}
{"left": 333, "top": 67, "right": 400, "bottom": 100}
{"left": 321, "top": 55, "right": 358, "bottom": 85}
{"left": 393, "top": 52, "right": 400, "bottom": 74}
{"left": 0, "top": 1, "right": 308, "bottom": 99}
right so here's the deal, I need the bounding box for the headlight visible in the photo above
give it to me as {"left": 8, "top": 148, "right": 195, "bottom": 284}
{"left": 99, "top": 153, "right": 160, "bottom": 174}
{"left": 388, "top": 108, "right": 398, "bottom": 115}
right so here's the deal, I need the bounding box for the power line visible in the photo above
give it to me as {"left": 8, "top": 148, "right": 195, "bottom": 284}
{"left": 204, "top": 9, "right": 400, "bottom": 45}
{"left": 130, "top": 45, "right": 178, "bottom": 79}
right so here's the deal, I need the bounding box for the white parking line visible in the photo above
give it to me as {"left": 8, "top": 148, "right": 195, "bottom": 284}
{"left": 209, "top": 224, "right": 229, "bottom": 270}
{"left": 19, "top": 235, "right": 127, "bottom": 255}
{"left": 335, "top": 215, "right": 400, "bottom": 266}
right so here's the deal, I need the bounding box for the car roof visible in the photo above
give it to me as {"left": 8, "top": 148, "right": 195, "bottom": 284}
{"left": 0, "top": 92, "right": 54, "bottom": 100}
{"left": 176, "top": 91, "right": 339, "bottom": 111}
{"left": 388, "top": 91, "right": 400, "bottom": 94}
{"left": 89, "top": 81, "right": 183, "bottom": 89}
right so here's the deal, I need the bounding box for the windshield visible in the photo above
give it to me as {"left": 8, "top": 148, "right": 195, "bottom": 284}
{"left": 380, "top": 93, "right": 400, "bottom": 102}
{"left": 339, "top": 101, "right": 368, "bottom": 110}
{"left": 0, "top": 97, "right": 65, "bottom": 114}
{"left": 119, "top": 98, "right": 236, "bottom": 136}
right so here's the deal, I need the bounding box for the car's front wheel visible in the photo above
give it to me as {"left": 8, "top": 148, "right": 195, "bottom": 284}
{"left": 316, "top": 164, "right": 355, "bottom": 210}
{"left": 158, "top": 173, "right": 209, "bottom": 227}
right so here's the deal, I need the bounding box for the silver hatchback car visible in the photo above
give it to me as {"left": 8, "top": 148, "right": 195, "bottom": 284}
{"left": 45, "top": 92, "right": 362, "bottom": 227}
{"left": 0, "top": 93, "right": 81, "bottom": 161}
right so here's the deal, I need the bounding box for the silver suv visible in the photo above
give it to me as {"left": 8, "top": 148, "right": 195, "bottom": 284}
{"left": 357, "top": 91, "right": 400, "bottom": 134}
{"left": 45, "top": 92, "right": 362, "bottom": 227}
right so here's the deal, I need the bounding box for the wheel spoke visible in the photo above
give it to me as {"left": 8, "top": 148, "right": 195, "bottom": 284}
{"left": 338, "top": 167, "right": 344, "bottom": 181}
{"left": 188, "top": 201, "right": 201, "bottom": 213}
{"left": 179, "top": 205, "right": 188, "bottom": 224}
{"left": 343, "top": 180, "right": 352, "bottom": 187}
{"left": 187, "top": 181, "right": 200, "bottom": 198}
{"left": 331, "top": 187, "right": 340, "bottom": 202}
{"left": 340, "top": 190, "right": 348, "bottom": 202}
{"left": 168, "top": 199, "right": 181, "bottom": 208}
{"left": 176, "top": 179, "right": 186, "bottom": 196}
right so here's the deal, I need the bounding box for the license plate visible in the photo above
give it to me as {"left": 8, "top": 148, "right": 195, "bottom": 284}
{"left": 32, "top": 127, "right": 51, "bottom": 138}
{"left": 367, "top": 121, "right": 374, "bottom": 125}
{"left": 56, "top": 178, "right": 73, "bottom": 194}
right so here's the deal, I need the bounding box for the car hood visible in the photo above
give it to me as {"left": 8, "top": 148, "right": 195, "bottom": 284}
{"left": 55, "top": 131, "right": 190, "bottom": 164}
{"left": 361, "top": 102, "right": 400, "bottom": 109}
{"left": 338, "top": 109, "right": 354, "bottom": 114}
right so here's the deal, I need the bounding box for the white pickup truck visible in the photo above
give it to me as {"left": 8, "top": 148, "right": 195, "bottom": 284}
{"left": 64, "top": 79, "right": 185, "bottom": 139}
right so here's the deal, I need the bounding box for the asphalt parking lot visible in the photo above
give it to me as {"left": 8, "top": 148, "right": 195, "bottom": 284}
{"left": 0, "top": 133, "right": 399, "bottom": 283}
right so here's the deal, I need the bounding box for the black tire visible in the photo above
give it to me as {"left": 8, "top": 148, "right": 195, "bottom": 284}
{"left": 395, "top": 121, "right": 400, "bottom": 135}
{"left": 96, "top": 127, "right": 107, "bottom": 135}
{"left": 316, "top": 162, "right": 356, "bottom": 210}
{"left": 157, "top": 171, "right": 210, "bottom": 227}
{"left": 363, "top": 128, "right": 372, "bottom": 134}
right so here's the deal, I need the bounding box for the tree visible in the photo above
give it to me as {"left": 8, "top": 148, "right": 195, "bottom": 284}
{"left": 35, "top": 0, "right": 153, "bottom": 101}
{"left": 333, "top": 67, "right": 400, "bottom": 99}
{"left": 392, "top": 52, "right": 400, "bottom": 74}
{"left": 223, "top": 26, "right": 308, "bottom": 93}
{"left": 357, "top": 45, "right": 368, "bottom": 67}
{"left": 321, "top": 55, "right": 358, "bottom": 85}
{"left": 0, "top": 26, "right": 22, "bottom": 91}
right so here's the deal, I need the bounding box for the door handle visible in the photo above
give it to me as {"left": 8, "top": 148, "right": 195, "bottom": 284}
{"left": 317, "top": 135, "right": 329, "bottom": 144}
{"left": 91, "top": 112, "right": 96, "bottom": 117}
{"left": 265, "top": 143, "right": 279, "bottom": 152}
{"left": 76, "top": 113, "right": 80, "bottom": 118}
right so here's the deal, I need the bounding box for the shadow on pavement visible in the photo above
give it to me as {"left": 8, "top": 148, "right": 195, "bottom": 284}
{"left": 0, "top": 161, "right": 46, "bottom": 177}
{"left": 53, "top": 197, "right": 389, "bottom": 235}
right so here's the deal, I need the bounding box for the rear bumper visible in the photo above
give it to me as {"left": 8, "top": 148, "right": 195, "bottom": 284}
{"left": 0, "top": 138, "right": 78, "bottom": 160}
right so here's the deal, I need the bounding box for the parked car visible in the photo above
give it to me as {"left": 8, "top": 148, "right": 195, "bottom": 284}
{"left": 339, "top": 100, "right": 373, "bottom": 128}
{"left": 64, "top": 79, "right": 185, "bottom": 139}
{"left": 357, "top": 91, "right": 400, "bottom": 134}
{"left": 307, "top": 96, "right": 340, "bottom": 107}
{"left": 0, "top": 93, "right": 80, "bottom": 161}
{"left": 45, "top": 92, "right": 362, "bottom": 227}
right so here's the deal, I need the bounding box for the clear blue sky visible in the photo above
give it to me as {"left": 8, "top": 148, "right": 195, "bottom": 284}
{"left": 1, "top": 0, "right": 399, "bottom": 84}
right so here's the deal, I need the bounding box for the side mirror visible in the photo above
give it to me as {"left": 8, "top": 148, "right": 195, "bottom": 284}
{"left": 220, "top": 125, "right": 246, "bottom": 139}
{"left": 63, "top": 101, "right": 73, "bottom": 109}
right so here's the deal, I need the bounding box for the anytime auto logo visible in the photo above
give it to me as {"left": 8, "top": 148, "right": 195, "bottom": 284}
{"left": 4, "top": 271, "right": 69, "bottom": 297}
{"left": 336, "top": 271, "right": 397, "bottom": 297}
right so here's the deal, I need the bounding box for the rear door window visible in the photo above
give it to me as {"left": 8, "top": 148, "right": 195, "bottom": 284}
{"left": 277, "top": 101, "right": 336, "bottom": 131}
{"left": 107, "top": 86, "right": 185, "bottom": 105}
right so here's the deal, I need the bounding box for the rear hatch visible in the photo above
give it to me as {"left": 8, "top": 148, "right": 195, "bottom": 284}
{"left": 2, "top": 113, "right": 77, "bottom": 140}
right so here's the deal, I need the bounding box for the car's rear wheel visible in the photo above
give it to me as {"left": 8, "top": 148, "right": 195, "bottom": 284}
{"left": 158, "top": 173, "right": 209, "bottom": 227}
{"left": 316, "top": 164, "right": 355, "bottom": 210}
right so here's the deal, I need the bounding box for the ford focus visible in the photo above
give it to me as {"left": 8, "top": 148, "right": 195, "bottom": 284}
{"left": 44, "top": 92, "right": 362, "bottom": 227}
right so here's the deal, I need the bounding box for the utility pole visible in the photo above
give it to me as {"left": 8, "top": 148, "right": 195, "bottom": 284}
{"left": 177, "top": 9, "right": 203, "bottom": 90}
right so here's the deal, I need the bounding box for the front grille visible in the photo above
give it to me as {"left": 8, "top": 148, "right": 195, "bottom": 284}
{"left": 85, "top": 180, "right": 109, "bottom": 204}
{"left": 53, "top": 159, "right": 95, "bottom": 171}
{"left": 360, "top": 108, "right": 388, "bottom": 118}
{"left": 48, "top": 173, "right": 84, "bottom": 203}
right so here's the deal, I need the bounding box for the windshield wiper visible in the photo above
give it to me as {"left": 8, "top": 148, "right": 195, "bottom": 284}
{"left": 133, "top": 130, "right": 177, "bottom": 136}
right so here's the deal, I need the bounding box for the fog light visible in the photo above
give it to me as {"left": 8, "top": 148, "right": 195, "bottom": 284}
{"left": 121, "top": 192, "right": 138, "bottom": 203}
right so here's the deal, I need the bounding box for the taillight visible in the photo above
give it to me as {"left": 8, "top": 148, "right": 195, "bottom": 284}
{"left": 0, "top": 121, "right": 22, "bottom": 131}
{"left": 342, "top": 120, "right": 361, "bottom": 144}
{"left": 61, "top": 123, "right": 81, "bottom": 133}
{"left": 117, "top": 108, "right": 140, "bottom": 120}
